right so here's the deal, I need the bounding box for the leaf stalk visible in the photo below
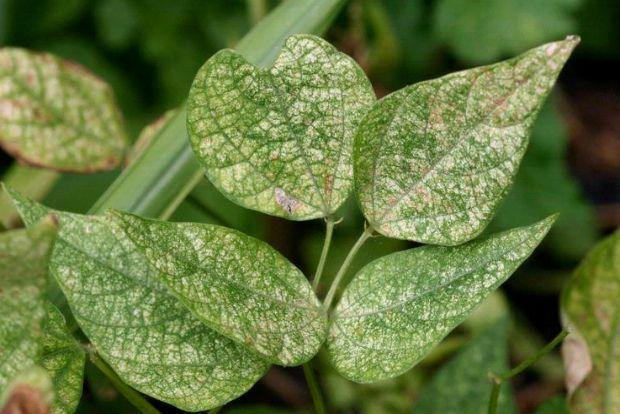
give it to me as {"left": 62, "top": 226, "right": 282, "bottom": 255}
{"left": 487, "top": 329, "right": 568, "bottom": 414}
{"left": 312, "top": 216, "right": 336, "bottom": 291}
{"left": 302, "top": 362, "right": 327, "bottom": 414}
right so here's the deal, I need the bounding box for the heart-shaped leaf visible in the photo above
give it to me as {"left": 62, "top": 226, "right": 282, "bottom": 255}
{"left": 326, "top": 216, "right": 555, "bottom": 383}
{"left": 413, "top": 317, "right": 516, "bottom": 413}
{"left": 354, "top": 37, "right": 578, "bottom": 245}
{"left": 0, "top": 48, "right": 127, "bottom": 172}
{"left": 115, "top": 212, "right": 327, "bottom": 366}
{"left": 561, "top": 230, "right": 620, "bottom": 413}
{"left": 0, "top": 217, "right": 84, "bottom": 414}
{"left": 7, "top": 189, "right": 270, "bottom": 412}
{"left": 187, "top": 34, "right": 375, "bottom": 220}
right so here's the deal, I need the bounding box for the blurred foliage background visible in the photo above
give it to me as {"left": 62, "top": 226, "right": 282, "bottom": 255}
{"left": 1, "top": 0, "right": 619, "bottom": 412}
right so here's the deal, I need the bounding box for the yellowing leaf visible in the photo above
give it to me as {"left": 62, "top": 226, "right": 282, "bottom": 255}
{"left": 187, "top": 34, "right": 375, "bottom": 220}
{"left": 116, "top": 212, "right": 327, "bottom": 366}
{"left": 561, "top": 230, "right": 620, "bottom": 413}
{"left": 354, "top": 37, "right": 577, "bottom": 245}
{"left": 0, "top": 48, "right": 127, "bottom": 172}
{"left": 326, "top": 216, "right": 555, "bottom": 383}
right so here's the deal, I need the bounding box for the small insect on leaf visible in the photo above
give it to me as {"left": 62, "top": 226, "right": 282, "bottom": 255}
{"left": 354, "top": 36, "right": 578, "bottom": 245}
{"left": 114, "top": 211, "right": 327, "bottom": 366}
{"left": 561, "top": 230, "right": 620, "bottom": 413}
{"left": 187, "top": 34, "right": 375, "bottom": 220}
{"left": 0, "top": 48, "right": 127, "bottom": 172}
{"left": 5, "top": 188, "right": 269, "bottom": 412}
{"left": 326, "top": 215, "right": 555, "bottom": 383}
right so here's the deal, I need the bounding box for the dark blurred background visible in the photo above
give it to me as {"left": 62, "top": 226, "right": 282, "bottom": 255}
{"left": 1, "top": 0, "right": 618, "bottom": 412}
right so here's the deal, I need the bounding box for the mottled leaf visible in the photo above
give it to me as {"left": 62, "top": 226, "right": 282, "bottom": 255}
{"left": 434, "top": 0, "right": 581, "bottom": 64}
{"left": 414, "top": 317, "right": 516, "bottom": 413}
{"left": 0, "top": 48, "right": 127, "bottom": 171}
{"left": 561, "top": 230, "right": 620, "bottom": 413}
{"left": 7, "top": 189, "right": 269, "bottom": 412}
{"left": 115, "top": 212, "right": 327, "bottom": 366}
{"left": 187, "top": 34, "right": 375, "bottom": 220}
{"left": 0, "top": 218, "right": 57, "bottom": 393}
{"left": 326, "top": 216, "right": 555, "bottom": 383}
{"left": 0, "top": 217, "right": 83, "bottom": 414}
{"left": 354, "top": 37, "right": 577, "bottom": 245}
{"left": 40, "top": 304, "right": 85, "bottom": 414}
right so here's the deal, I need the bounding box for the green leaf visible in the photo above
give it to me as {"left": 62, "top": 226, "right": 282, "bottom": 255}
{"left": 413, "top": 317, "right": 517, "bottom": 413}
{"left": 354, "top": 37, "right": 577, "bottom": 245}
{"left": 561, "top": 230, "right": 620, "bottom": 413}
{"left": 40, "top": 304, "right": 85, "bottom": 414}
{"left": 0, "top": 48, "right": 127, "bottom": 172}
{"left": 326, "top": 216, "right": 555, "bottom": 383}
{"left": 0, "top": 366, "right": 54, "bottom": 413}
{"left": 434, "top": 0, "right": 581, "bottom": 64}
{"left": 115, "top": 211, "right": 327, "bottom": 366}
{"left": 187, "top": 34, "right": 375, "bottom": 220}
{"left": 0, "top": 216, "right": 83, "bottom": 413}
{"left": 7, "top": 189, "right": 270, "bottom": 412}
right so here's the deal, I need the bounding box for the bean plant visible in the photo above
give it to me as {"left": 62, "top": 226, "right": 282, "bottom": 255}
{"left": 0, "top": 1, "right": 613, "bottom": 413}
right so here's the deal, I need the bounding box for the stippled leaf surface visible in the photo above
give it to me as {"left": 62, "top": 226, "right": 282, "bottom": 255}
{"left": 187, "top": 34, "right": 375, "bottom": 220}
{"left": 413, "top": 317, "right": 516, "bottom": 413}
{"left": 40, "top": 304, "right": 85, "bottom": 414}
{"left": 7, "top": 189, "right": 270, "bottom": 412}
{"left": 326, "top": 216, "right": 555, "bottom": 383}
{"left": 0, "top": 217, "right": 83, "bottom": 414}
{"left": 354, "top": 37, "right": 577, "bottom": 245}
{"left": 561, "top": 230, "right": 620, "bottom": 413}
{"left": 0, "top": 48, "right": 127, "bottom": 171}
{"left": 116, "top": 212, "right": 326, "bottom": 366}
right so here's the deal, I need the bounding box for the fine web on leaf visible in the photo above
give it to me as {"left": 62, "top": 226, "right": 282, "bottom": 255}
{"left": 187, "top": 34, "right": 375, "bottom": 220}
{"left": 115, "top": 211, "right": 327, "bottom": 366}
{"left": 354, "top": 36, "right": 578, "bottom": 245}
{"left": 0, "top": 48, "right": 127, "bottom": 172}
{"left": 326, "top": 215, "right": 555, "bottom": 383}
{"left": 0, "top": 216, "right": 84, "bottom": 414}
{"left": 6, "top": 188, "right": 270, "bottom": 412}
{"left": 561, "top": 230, "right": 620, "bottom": 414}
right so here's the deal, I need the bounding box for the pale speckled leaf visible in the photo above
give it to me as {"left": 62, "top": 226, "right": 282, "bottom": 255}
{"left": 187, "top": 34, "right": 375, "bottom": 220}
{"left": 125, "top": 109, "right": 178, "bottom": 166}
{"left": 115, "top": 212, "right": 327, "bottom": 366}
{"left": 7, "top": 189, "right": 270, "bottom": 412}
{"left": 0, "top": 218, "right": 83, "bottom": 414}
{"left": 561, "top": 231, "right": 620, "bottom": 413}
{"left": 354, "top": 37, "right": 578, "bottom": 245}
{"left": 326, "top": 216, "right": 555, "bottom": 383}
{"left": 413, "top": 317, "right": 516, "bottom": 414}
{"left": 40, "top": 304, "right": 85, "bottom": 414}
{"left": 0, "top": 48, "right": 127, "bottom": 172}
{"left": 0, "top": 218, "right": 56, "bottom": 393}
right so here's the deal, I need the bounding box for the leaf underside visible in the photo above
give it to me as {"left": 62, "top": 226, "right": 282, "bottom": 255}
{"left": 7, "top": 189, "right": 270, "bottom": 412}
{"left": 561, "top": 230, "right": 620, "bottom": 414}
{"left": 115, "top": 211, "right": 327, "bottom": 366}
{"left": 326, "top": 216, "right": 555, "bottom": 383}
{"left": 0, "top": 48, "right": 127, "bottom": 172}
{"left": 187, "top": 34, "right": 375, "bottom": 220}
{"left": 0, "top": 217, "right": 84, "bottom": 414}
{"left": 354, "top": 37, "right": 578, "bottom": 245}
{"left": 413, "top": 317, "right": 516, "bottom": 413}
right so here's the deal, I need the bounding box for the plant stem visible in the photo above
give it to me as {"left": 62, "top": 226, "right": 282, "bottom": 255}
{"left": 302, "top": 363, "right": 326, "bottom": 414}
{"left": 323, "top": 225, "right": 374, "bottom": 310}
{"left": 487, "top": 329, "right": 568, "bottom": 414}
{"left": 312, "top": 217, "right": 335, "bottom": 291}
{"left": 246, "top": 0, "right": 268, "bottom": 24}
{"left": 89, "top": 352, "right": 161, "bottom": 414}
